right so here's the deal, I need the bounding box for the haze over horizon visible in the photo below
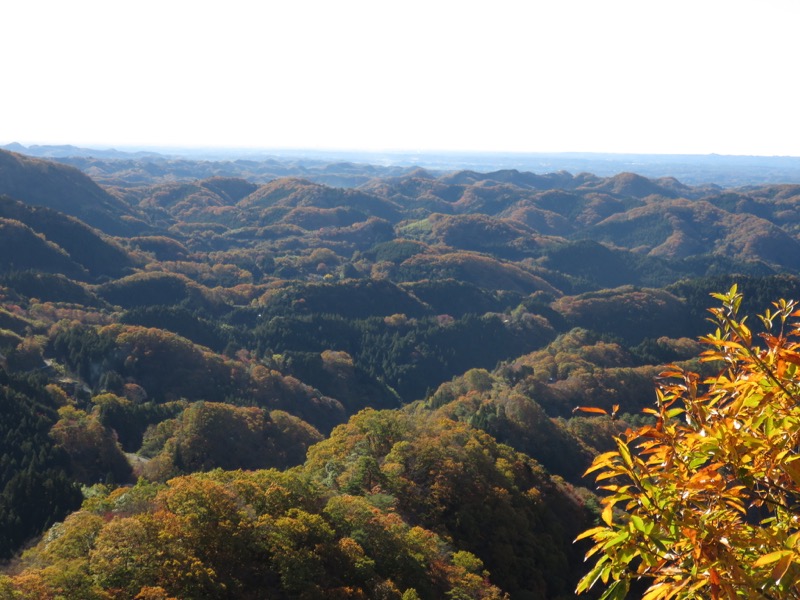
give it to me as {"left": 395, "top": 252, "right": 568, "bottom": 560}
{"left": 3, "top": 1, "right": 799, "bottom": 157}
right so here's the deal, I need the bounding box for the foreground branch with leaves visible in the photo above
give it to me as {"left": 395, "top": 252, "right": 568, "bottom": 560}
{"left": 577, "top": 286, "right": 800, "bottom": 600}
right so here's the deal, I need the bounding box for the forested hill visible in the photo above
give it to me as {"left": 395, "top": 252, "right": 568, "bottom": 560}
{"left": 2, "top": 147, "right": 800, "bottom": 598}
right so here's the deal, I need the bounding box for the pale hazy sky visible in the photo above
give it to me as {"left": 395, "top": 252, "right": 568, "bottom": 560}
{"left": 2, "top": 0, "right": 798, "bottom": 156}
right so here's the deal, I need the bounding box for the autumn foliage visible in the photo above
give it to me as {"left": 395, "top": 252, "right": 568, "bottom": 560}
{"left": 1, "top": 463, "right": 508, "bottom": 599}
{"left": 577, "top": 286, "right": 800, "bottom": 599}
{"left": 8, "top": 149, "right": 800, "bottom": 597}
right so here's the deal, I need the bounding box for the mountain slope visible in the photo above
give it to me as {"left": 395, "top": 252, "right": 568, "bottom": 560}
{"left": 0, "top": 217, "right": 88, "bottom": 278}
{"left": 588, "top": 198, "right": 800, "bottom": 270}
{"left": 0, "top": 149, "right": 148, "bottom": 235}
{"left": 0, "top": 196, "right": 133, "bottom": 279}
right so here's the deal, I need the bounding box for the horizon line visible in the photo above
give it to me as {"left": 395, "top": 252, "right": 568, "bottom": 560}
{"left": 3, "top": 141, "right": 800, "bottom": 161}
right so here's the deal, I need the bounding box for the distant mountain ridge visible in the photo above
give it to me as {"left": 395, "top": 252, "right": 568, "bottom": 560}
{"left": 1, "top": 142, "right": 163, "bottom": 160}
{"left": 97, "top": 165, "right": 800, "bottom": 285}
{"left": 6, "top": 142, "right": 800, "bottom": 186}
{"left": 4, "top": 147, "right": 800, "bottom": 285}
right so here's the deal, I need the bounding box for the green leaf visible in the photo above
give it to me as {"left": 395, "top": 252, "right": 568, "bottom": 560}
{"left": 576, "top": 556, "right": 610, "bottom": 593}
{"left": 575, "top": 526, "right": 608, "bottom": 542}
{"left": 599, "top": 579, "right": 629, "bottom": 600}
{"left": 629, "top": 514, "right": 646, "bottom": 534}
{"left": 601, "top": 530, "right": 630, "bottom": 550}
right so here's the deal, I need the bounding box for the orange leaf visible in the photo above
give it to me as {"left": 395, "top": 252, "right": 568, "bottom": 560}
{"left": 769, "top": 553, "right": 793, "bottom": 585}
{"left": 710, "top": 568, "right": 721, "bottom": 600}
{"left": 783, "top": 459, "right": 800, "bottom": 486}
{"left": 573, "top": 406, "right": 608, "bottom": 415}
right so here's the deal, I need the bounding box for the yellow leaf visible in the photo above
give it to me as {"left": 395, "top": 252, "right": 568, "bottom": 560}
{"left": 601, "top": 502, "right": 614, "bottom": 526}
{"left": 753, "top": 550, "right": 791, "bottom": 567}
{"left": 641, "top": 582, "right": 670, "bottom": 600}
{"left": 575, "top": 526, "right": 608, "bottom": 542}
{"left": 595, "top": 470, "right": 624, "bottom": 482}
{"left": 615, "top": 438, "right": 634, "bottom": 469}
{"left": 584, "top": 451, "right": 621, "bottom": 475}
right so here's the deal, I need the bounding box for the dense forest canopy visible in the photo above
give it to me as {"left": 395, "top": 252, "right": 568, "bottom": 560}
{"left": 2, "top": 146, "right": 800, "bottom": 598}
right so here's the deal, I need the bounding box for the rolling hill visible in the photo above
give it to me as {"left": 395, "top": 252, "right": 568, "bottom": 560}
{"left": 4, "top": 149, "right": 800, "bottom": 597}
{"left": 0, "top": 149, "right": 149, "bottom": 235}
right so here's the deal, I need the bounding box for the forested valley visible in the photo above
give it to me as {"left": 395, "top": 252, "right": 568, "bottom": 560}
{"left": 3, "top": 146, "right": 800, "bottom": 598}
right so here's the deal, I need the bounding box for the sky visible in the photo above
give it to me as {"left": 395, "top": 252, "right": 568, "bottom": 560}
{"left": 2, "top": 0, "right": 799, "bottom": 157}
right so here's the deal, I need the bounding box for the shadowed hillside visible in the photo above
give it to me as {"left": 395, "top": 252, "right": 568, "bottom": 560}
{"left": 0, "top": 149, "right": 149, "bottom": 235}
